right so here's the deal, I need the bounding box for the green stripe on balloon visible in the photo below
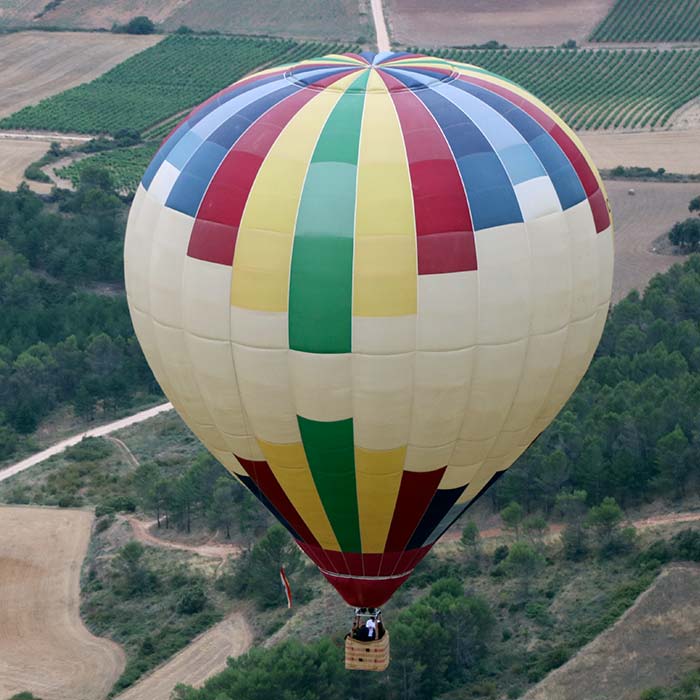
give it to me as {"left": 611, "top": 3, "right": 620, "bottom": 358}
{"left": 288, "top": 69, "right": 369, "bottom": 354}
{"left": 298, "top": 415, "right": 362, "bottom": 552}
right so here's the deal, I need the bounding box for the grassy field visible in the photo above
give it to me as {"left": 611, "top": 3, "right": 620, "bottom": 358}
{"left": 419, "top": 47, "right": 700, "bottom": 130}
{"left": 591, "top": 0, "right": 700, "bottom": 43}
{"left": 56, "top": 144, "right": 159, "bottom": 194}
{"left": 0, "top": 34, "right": 360, "bottom": 135}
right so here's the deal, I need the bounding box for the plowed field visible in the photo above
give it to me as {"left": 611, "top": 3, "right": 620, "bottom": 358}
{"left": 0, "top": 506, "right": 125, "bottom": 700}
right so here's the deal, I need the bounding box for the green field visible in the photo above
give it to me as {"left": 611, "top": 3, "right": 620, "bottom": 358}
{"left": 57, "top": 144, "right": 158, "bottom": 193}
{"left": 422, "top": 47, "right": 700, "bottom": 130}
{"left": 591, "top": 0, "right": 700, "bottom": 43}
{"left": 0, "top": 34, "right": 360, "bottom": 135}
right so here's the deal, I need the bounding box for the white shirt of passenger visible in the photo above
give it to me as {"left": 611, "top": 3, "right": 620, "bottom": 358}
{"left": 366, "top": 619, "right": 376, "bottom": 638}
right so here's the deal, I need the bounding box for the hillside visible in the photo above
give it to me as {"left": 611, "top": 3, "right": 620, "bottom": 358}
{"left": 524, "top": 564, "right": 700, "bottom": 700}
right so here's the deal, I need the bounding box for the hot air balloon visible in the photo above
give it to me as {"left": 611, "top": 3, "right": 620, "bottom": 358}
{"left": 124, "top": 51, "right": 613, "bottom": 670}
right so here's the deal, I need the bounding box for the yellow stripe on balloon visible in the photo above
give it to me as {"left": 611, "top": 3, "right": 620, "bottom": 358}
{"left": 256, "top": 438, "right": 341, "bottom": 551}
{"left": 353, "top": 69, "right": 417, "bottom": 317}
{"left": 355, "top": 445, "right": 406, "bottom": 553}
{"left": 453, "top": 63, "right": 609, "bottom": 201}
{"left": 230, "top": 71, "right": 360, "bottom": 312}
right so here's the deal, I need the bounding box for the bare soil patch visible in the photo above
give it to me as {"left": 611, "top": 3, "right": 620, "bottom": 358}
{"left": 0, "top": 505, "right": 125, "bottom": 700}
{"left": 579, "top": 129, "right": 700, "bottom": 174}
{"left": 0, "top": 138, "right": 51, "bottom": 192}
{"left": 523, "top": 564, "right": 700, "bottom": 700}
{"left": 115, "top": 611, "right": 251, "bottom": 700}
{"left": 605, "top": 179, "right": 698, "bottom": 302}
{"left": 0, "top": 31, "right": 161, "bottom": 118}
{"left": 385, "top": 0, "right": 614, "bottom": 48}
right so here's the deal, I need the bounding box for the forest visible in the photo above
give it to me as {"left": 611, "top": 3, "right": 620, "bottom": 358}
{"left": 0, "top": 172, "right": 159, "bottom": 459}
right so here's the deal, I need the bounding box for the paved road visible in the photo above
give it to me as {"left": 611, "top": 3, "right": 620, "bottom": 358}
{"left": 0, "top": 402, "right": 172, "bottom": 483}
{"left": 371, "top": 0, "right": 390, "bottom": 52}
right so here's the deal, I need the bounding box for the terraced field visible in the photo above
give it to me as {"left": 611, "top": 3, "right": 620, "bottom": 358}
{"left": 591, "top": 0, "right": 700, "bottom": 43}
{"left": 0, "top": 34, "right": 360, "bottom": 135}
{"left": 420, "top": 47, "right": 700, "bottom": 130}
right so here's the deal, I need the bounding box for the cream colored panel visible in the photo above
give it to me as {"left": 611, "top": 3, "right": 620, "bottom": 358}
{"left": 487, "top": 426, "right": 530, "bottom": 460}
{"left": 230, "top": 306, "right": 288, "bottom": 349}
{"left": 185, "top": 335, "right": 247, "bottom": 437}
{"left": 232, "top": 345, "right": 299, "bottom": 443}
{"left": 596, "top": 226, "right": 615, "bottom": 306}
{"left": 457, "top": 460, "right": 503, "bottom": 504}
{"left": 501, "top": 327, "right": 568, "bottom": 432}
{"left": 450, "top": 436, "right": 496, "bottom": 466}
{"left": 352, "top": 315, "right": 416, "bottom": 354}
{"left": 188, "top": 421, "right": 229, "bottom": 453}
{"left": 124, "top": 186, "right": 160, "bottom": 312}
{"left": 153, "top": 320, "right": 217, "bottom": 430}
{"left": 405, "top": 443, "right": 454, "bottom": 472}
{"left": 564, "top": 199, "right": 598, "bottom": 322}
{"left": 409, "top": 348, "right": 474, "bottom": 446}
{"left": 527, "top": 212, "right": 572, "bottom": 335}
{"left": 474, "top": 223, "right": 531, "bottom": 344}
{"left": 538, "top": 312, "right": 599, "bottom": 421}
{"left": 289, "top": 350, "right": 352, "bottom": 422}
{"left": 129, "top": 306, "right": 180, "bottom": 416}
{"left": 416, "top": 271, "right": 478, "bottom": 352}
{"left": 220, "top": 434, "right": 266, "bottom": 462}
{"left": 148, "top": 206, "right": 192, "bottom": 329}
{"left": 438, "top": 462, "right": 483, "bottom": 490}
{"left": 182, "top": 257, "right": 231, "bottom": 341}
{"left": 352, "top": 353, "right": 414, "bottom": 450}
{"left": 148, "top": 161, "right": 180, "bottom": 204}
{"left": 459, "top": 340, "right": 528, "bottom": 441}
{"left": 210, "top": 448, "right": 249, "bottom": 477}
{"left": 514, "top": 176, "right": 561, "bottom": 221}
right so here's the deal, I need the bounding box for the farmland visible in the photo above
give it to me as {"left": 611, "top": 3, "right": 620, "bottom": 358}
{"left": 420, "top": 47, "right": 700, "bottom": 130}
{"left": 0, "top": 34, "right": 360, "bottom": 135}
{"left": 384, "top": 0, "right": 614, "bottom": 48}
{"left": 56, "top": 144, "right": 159, "bottom": 194}
{"left": 0, "top": 31, "right": 162, "bottom": 118}
{"left": 0, "top": 0, "right": 373, "bottom": 41}
{"left": 0, "top": 506, "right": 124, "bottom": 700}
{"left": 591, "top": 0, "right": 700, "bottom": 43}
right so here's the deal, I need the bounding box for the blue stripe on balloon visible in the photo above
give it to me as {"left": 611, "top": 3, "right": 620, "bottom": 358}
{"left": 452, "top": 78, "right": 586, "bottom": 210}
{"left": 386, "top": 67, "right": 523, "bottom": 230}
{"left": 164, "top": 83, "right": 300, "bottom": 216}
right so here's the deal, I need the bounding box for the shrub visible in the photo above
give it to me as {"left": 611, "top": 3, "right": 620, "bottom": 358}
{"left": 177, "top": 585, "right": 207, "bottom": 615}
{"left": 64, "top": 437, "right": 113, "bottom": 462}
{"left": 493, "top": 545, "right": 510, "bottom": 565}
{"left": 671, "top": 529, "right": 700, "bottom": 561}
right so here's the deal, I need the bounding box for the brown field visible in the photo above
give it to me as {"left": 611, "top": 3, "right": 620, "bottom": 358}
{"left": 0, "top": 0, "right": 372, "bottom": 40}
{"left": 0, "top": 506, "right": 125, "bottom": 700}
{"left": 0, "top": 137, "right": 52, "bottom": 192}
{"left": 385, "top": 0, "right": 613, "bottom": 48}
{"left": 0, "top": 31, "right": 161, "bottom": 118}
{"left": 523, "top": 564, "right": 700, "bottom": 700}
{"left": 605, "top": 179, "right": 697, "bottom": 303}
{"left": 580, "top": 129, "right": 700, "bottom": 175}
{"left": 115, "top": 612, "right": 251, "bottom": 700}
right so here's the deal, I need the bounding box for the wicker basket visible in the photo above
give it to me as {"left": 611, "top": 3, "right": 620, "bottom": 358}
{"left": 344, "top": 631, "right": 390, "bottom": 671}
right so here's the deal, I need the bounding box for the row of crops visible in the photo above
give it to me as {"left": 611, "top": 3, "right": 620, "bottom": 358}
{"left": 0, "top": 35, "right": 359, "bottom": 135}
{"left": 590, "top": 0, "right": 700, "bottom": 43}
{"left": 422, "top": 47, "right": 700, "bottom": 130}
{"left": 56, "top": 145, "right": 159, "bottom": 193}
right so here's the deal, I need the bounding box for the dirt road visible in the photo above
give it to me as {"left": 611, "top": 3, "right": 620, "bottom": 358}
{"left": 523, "top": 564, "right": 700, "bottom": 700}
{"left": 0, "top": 402, "right": 172, "bottom": 483}
{"left": 371, "top": 0, "right": 390, "bottom": 52}
{"left": 0, "top": 506, "right": 125, "bottom": 700}
{"left": 115, "top": 611, "right": 251, "bottom": 700}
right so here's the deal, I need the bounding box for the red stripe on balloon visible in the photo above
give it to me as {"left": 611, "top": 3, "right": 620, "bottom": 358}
{"left": 380, "top": 70, "right": 477, "bottom": 274}
{"left": 187, "top": 69, "right": 359, "bottom": 265}
{"left": 455, "top": 72, "right": 611, "bottom": 233}
{"left": 234, "top": 455, "right": 321, "bottom": 549}
{"left": 323, "top": 572, "right": 412, "bottom": 608}
{"left": 383, "top": 468, "right": 447, "bottom": 553}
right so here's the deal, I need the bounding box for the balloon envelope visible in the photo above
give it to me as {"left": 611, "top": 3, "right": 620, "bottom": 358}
{"left": 125, "top": 52, "right": 613, "bottom": 607}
